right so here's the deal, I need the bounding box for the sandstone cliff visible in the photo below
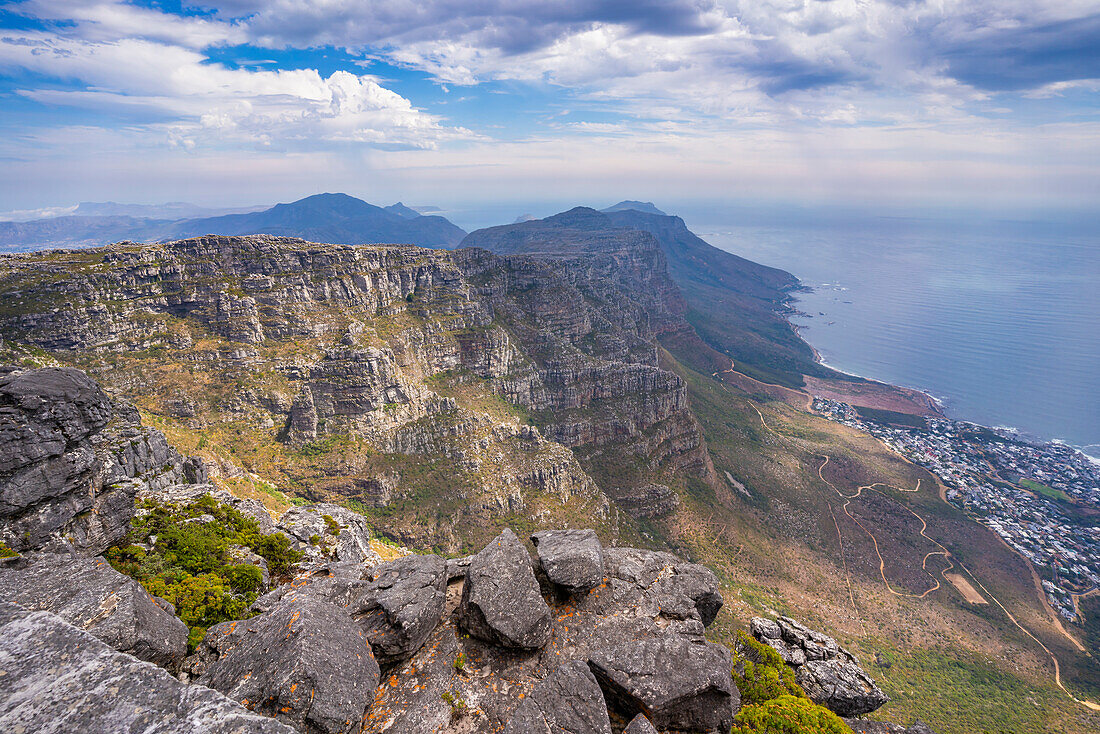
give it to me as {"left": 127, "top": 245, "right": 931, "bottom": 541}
{"left": 0, "top": 235, "right": 711, "bottom": 549}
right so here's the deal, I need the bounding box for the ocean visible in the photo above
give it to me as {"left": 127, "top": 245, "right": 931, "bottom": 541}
{"left": 690, "top": 209, "right": 1100, "bottom": 459}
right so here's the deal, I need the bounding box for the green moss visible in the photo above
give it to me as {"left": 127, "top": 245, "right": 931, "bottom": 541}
{"left": 0, "top": 542, "right": 18, "bottom": 559}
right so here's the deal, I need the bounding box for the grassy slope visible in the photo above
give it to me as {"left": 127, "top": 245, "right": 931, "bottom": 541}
{"left": 657, "top": 342, "right": 1100, "bottom": 733}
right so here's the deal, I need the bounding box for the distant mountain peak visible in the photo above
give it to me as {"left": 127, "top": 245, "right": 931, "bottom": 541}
{"left": 601, "top": 200, "right": 667, "bottom": 216}
{"left": 384, "top": 202, "right": 422, "bottom": 219}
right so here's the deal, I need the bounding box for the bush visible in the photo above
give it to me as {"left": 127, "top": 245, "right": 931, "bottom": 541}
{"left": 106, "top": 494, "right": 303, "bottom": 651}
{"left": 732, "top": 694, "right": 850, "bottom": 734}
{"left": 732, "top": 630, "right": 805, "bottom": 705}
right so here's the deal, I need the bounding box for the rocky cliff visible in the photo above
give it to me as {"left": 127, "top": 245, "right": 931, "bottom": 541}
{"left": 0, "top": 366, "right": 206, "bottom": 554}
{"left": 0, "top": 235, "right": 710, "bottom": 549}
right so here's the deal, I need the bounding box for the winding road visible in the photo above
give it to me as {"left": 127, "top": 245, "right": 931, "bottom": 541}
{"left": 741, "top": 394, "right": 1100, "bottom": 711}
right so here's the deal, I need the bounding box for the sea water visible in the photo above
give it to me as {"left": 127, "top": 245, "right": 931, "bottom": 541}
{"left": 692, "top": 209, "right": 1100, "bottom": 459}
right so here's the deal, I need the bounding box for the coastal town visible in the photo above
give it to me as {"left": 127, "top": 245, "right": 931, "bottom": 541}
{"left": 813, "top": 398, "right": 1100, "bottom": 622}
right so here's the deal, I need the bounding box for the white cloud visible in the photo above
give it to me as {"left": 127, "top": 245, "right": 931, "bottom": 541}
{"left": 0, "top": 30, "right": 472, "bottom": 151}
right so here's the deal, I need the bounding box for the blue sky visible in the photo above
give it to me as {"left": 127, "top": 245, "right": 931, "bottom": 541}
{"left": 0, "top": 1, "right": 1098, "bottom": 218}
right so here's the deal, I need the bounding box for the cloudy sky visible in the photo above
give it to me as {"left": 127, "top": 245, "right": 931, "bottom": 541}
{"left": 1, "top": 1, "right": 1098, "bottom": 217}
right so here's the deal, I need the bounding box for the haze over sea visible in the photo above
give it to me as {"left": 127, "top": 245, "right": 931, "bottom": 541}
{"left": 686, "top": 205, "right": 1100, "bottom": 460}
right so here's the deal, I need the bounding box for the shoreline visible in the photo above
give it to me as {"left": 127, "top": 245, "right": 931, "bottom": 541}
{"left": 786, "top": 291, "right": 1100, "bottom": 463}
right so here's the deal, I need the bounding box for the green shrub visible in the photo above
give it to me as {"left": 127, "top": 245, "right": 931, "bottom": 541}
{"left": 732, "top": 694, "right": 849, "bottom": 734}
{"left": 0, "top": 542, "right": 18, "bottom": 559}
{"left": 106, "top": 494, "right": 303, "bottom": 651}
{"left": 732, "top": 630, "right": 806, "bottom": 705}
{"left": 221, "top": 564, "right": 263, "bottom": 594}
{"left": 322, "top": 514, "right": 341, "bottom": 536}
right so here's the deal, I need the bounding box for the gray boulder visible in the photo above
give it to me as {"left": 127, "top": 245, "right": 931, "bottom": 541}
{"left": 532, "top": 528, "right": 605, "bottom": 594}
{"left": 750, "top": 616, "right": 887, "bottom": 716}
{"left": 195, "top": 595, "right": 380, "bottom": 734}
{"left": 0, "top": 367, "right": 110, "bottom": 552}
{"left": 623, "top": 714, "right": 659, "bottom": 734}
{"left": 458, "top": 528, "right": 552, "bottom": 650}
{"left": 0, "top": 551, "right": 188, "bottom": 671}
{"left": 588, "top": 635, "right": 738, "bottom": 732}
{"left": 277, "top": 502, "right": 382, "bottom": 569}
{"left": 0, "top": 602, "right": 294, "bottom": 734}
{"left": 504, "top": 660, "right": 612, "bottom": 734}
{"left": 351, "top": 553, "right": 448, "bottom": 664}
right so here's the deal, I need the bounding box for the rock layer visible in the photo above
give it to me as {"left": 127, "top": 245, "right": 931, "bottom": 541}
{"left": 750, "top": 616, "right": 888, "bottom": 716}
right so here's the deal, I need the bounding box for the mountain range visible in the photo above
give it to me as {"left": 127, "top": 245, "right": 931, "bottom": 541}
{"left": 0, "top": 193, "right": 467, "bottom": 251}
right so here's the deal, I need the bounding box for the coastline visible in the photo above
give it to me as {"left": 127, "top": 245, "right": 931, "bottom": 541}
{"left": 786, "top": 290, "right": 1099, "bottom": 462}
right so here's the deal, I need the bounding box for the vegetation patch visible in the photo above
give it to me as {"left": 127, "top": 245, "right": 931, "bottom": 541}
{"left": 107, "top": 494, "right": 303, "bottom": 650}
{"left": 731, "top": 694, "right": 849, "bottom": 733}
{"left": 732, "top": 630, "right": 806, "bottom": 705}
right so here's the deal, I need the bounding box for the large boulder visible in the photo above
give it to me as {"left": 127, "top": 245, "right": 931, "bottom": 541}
{"left": 194, "top": 595, "right": 380, "bottom": 734}
{"left": 750, "top": 616, "right": 888, "bottom": 716}
{"left": 0, "top": 367, "right": 110, "bottom": 552}
{"left": 587, "top": 635, "right": 738, "bottom": 732}
{"left": 0, "top": 551, "right": 188, "bottom": 671}
{"left": 504, "top": 660, "right": 612, "bottom": 734}
{"left": 351, "top": 553, "right": 448, "bottom": 664}
{"left": 277, "top": 503, "right": 382, "bottom": 570}
{"left": 531, "top": 528, "right": 605, "bottom": 594}
{"left": 458, "top": 528, "right": 552, "bottom": 649}
{"left": 603, "top": 547, "right": 723, "bottom": 631}
{"left": 0, "top": 602, "right": 294, "bottom": 734}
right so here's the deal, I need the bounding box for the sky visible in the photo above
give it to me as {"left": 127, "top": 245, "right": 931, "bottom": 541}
{"left": 0, "top": 1, "right": 1098, "bottom": 219}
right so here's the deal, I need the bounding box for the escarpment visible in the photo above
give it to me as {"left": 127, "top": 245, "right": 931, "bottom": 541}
{"left": 0, "top": 235, "right": 712, "bottom": 547}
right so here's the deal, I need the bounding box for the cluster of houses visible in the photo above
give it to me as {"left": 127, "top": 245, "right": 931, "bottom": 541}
{"left": 813, "top": 398, "right": 1100, "bottom": 622}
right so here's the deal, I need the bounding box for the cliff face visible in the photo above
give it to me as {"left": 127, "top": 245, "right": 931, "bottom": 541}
{"left": 0, "top": 366, "right": 206, "bottom": 554}
{"left": 0, "top": 235, "right": 709, "bottom": 548}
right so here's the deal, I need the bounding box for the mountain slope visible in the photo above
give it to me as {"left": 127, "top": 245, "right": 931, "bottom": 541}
{"left": 164, "top": 193, "right": 466, "bottom": 247}
{"left": 462, "top": 206, "right": 820, "bottom": 386}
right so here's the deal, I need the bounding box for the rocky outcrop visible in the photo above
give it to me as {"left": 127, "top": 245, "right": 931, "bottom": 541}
{"left": 503, "top": 660, "right": 613, "bottom": 734}
{"left": 0, "top": 601, "right": 295, "bottom": 734}
{"left": 588, "top": 636, "right": 737, "bottom": 732}
{"left": 139, "top": 482, "right": 275, "bottom": 534}
{"left": 362, "top": 529, "right": 731, "bottom": 732}
{"left": 0, "top": 551, "right": 188, "bottom": 671}
{"left": 277, "top": 502, "right": 383, "bottom": 570}
{"left": 458, "top": 528, "right": 553, "bottom": 650}
{"left": 532, "top": 528, "right": 605, "bottom": 594}
{"left": 0, "top": 366, "right": 209, "bottom": 555}
{"left": 352, "top": 553, "right": 448, "bottom": 664}
{"left": 750, "top": 616, "right": 888, "bottom": 716}
{"left": 0, "top": 366, "right": 111, "bottom": 552}
{"left": 192, "top": 595, "right": 380, "bottom": 734}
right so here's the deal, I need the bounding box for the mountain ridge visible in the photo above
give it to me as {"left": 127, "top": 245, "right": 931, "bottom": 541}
{"left": 0, "top": 193, "right": 466, "bottom": 251}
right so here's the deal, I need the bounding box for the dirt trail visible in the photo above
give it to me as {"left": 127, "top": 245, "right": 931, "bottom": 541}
{"left": 746, "top": 398, "right": 1099, "bottom": 711}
